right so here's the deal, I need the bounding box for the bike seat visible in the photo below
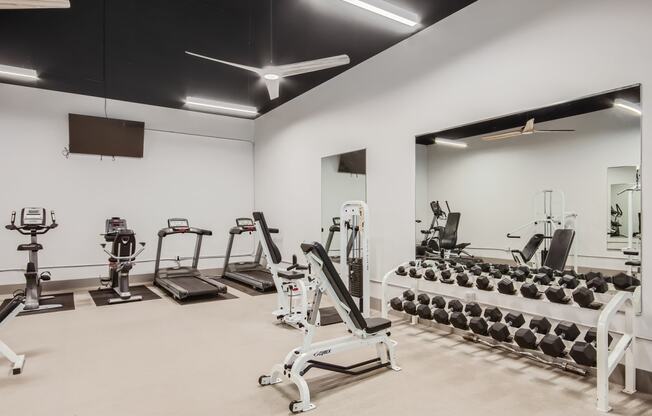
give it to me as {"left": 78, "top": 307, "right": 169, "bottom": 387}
{"left": 17, "top": 243, "right": 43, "bottom": 251}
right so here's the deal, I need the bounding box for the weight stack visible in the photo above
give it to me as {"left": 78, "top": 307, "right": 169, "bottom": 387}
{"left": 348, "top": 258, "right": 363, "bottom": 298}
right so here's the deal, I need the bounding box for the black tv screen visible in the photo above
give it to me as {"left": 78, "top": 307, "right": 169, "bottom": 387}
{"left": 338, "top": 149, "right": 366, "bottom": 175}
{"left": 68, "top": 114, "right": 144, "bottom": 158}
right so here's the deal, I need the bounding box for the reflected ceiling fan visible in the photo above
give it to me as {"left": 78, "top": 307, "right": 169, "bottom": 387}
{"left": 482, "top": 118, "right": 575, "bottom": 141}
{"left": 186, "top": 0, "right": 350, "bottom": 101}
{"left": 185, "top": 51, "right": 350, "bottom": 100}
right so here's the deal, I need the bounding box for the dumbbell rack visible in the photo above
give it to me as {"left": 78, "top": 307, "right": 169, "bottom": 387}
{"left": 380, "top": 260, "right": 639, "bottom": 413}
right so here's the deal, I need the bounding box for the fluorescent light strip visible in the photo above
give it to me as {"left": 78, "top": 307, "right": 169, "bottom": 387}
{"left": 614, "top": 99, "right": 642, "bottom": 116}
{"left": 434, "top": 138, "right": 467, "bottom": 148}
{"left": 341, "top": 0, "right": 419, "bottom": 27}
{"left": 185, "top": 97, "right": 258, "bottom": 116}
{"left": 0, "top": 64, "right": 38, "bottom": 80}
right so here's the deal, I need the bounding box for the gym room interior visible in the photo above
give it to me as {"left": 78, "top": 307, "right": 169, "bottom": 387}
{"left": 0, "top": 1, "right": 650, "bottom": 415}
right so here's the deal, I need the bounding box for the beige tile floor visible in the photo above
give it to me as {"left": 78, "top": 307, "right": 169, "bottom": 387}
{"left": 1, "top": 284, "right": 651, "bottom": 416}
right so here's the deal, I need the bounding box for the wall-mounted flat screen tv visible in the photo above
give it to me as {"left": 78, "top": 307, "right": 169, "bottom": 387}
{"left": 68, "top": 114, "right": 144, "bottom": 158}
{"left": 338, "top": 149, "right": 366, "bottom": 175}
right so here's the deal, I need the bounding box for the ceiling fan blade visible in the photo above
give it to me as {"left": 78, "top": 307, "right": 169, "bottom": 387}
{"left": 264, "top": 78, "right": 280, "bottom": 100}
{"left": 273, "top": 55, "right": 350, "bottom": 78}
{"left": 0, "top": 0, "right": 69, "bottom": 8}
{"left": 185, "top": 51, "right": 263, "bottom": 75}
{"left": 481, "top": 131, "right": 523, "bottom": 141}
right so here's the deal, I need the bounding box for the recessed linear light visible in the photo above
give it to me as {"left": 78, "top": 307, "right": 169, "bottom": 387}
{"left": 614, "top": 99, "right": 642, "bottom": 116}
{"left": 185, "top": 97, "right": 258, "bottom": 118}
{"left": 0, "top": 64, "right": 38, "bottom": 80}
{"left": 434, "top": 138, "right": 467, "bottom": 148}
{"left": 340, "top": 0, "right": 419, "bottom": 27}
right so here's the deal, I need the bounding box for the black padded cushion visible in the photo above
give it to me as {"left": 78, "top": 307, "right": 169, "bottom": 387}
{"left": 544, "top": 229, "right": 575, "bottom": 271}
{"left": 0, "top": 296, "right": 21, "bottom": 323}
{"left": 253, "top": 212, "right": 282, "bottom": 264}
{"left": 17, "top": 243, "right": 43, "bottom": 251}
{"left": 521, "top": 233, "right": 545, "bottom": 262}
{"left": 278, "top": 270, "right": 305, "bottom": 280}
{"left": 301, "top": 241, "right": 391, "bottom": 334}
{"left": 439, "top": 213, "right": 460, "bottom": 249}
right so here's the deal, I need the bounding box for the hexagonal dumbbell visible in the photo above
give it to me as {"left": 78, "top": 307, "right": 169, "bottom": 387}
{"left": 520, "top": 282, "right": 543, "bottom": 299}
{"left": 539, "top": 321, "right": 581, "bottom": 358}
{"left": 572, "top": 275, "right": 609, "bottom": 309}
{"left": 410, "top": 293, "right": 431, "bottom": 318}
{"left": 469, "top": 265, "right": 483, "bottom": 276}
{"left": 408, "top": 267, "right": 420, "bottom": 279}
{"left": 395, "top": 266, "right": 408, "bottom": 276}
{"left": 497, "top": 277, "right": 517, "bottom": 295}
{"left": 469, "top": 306, "right": 502, "bottom": 336}
{"left": 569, "top": 328, "right": 614, "bottom": 367}
{"left": 449, "top": 301, "right": 483, "bottom": 330}
{"left": 514, "top": 316, "right": 552, "bottom": 349}
{"left": 423, "top": 268, "right": 437, "bottom": 281}
{"left": 488, "top": 312, "right": 526, "bottom": 342}
{"left": 456, "top": 272, "right": 473, "bottom": 288}
{"left": 439, "top": 269, "right": 454, "bottom": 284}
{"left": 389, "top": 290, "right": 415, "bottom": 312}
{"left": 532, "top": 272, "right": 554, "bottom": 286}
{"left": 612, "top": 272, "right": 641, "bottom": 291}
{"left": 544, "top": 275, "right": 580, "bottom": 304}
{"left": 475, "top": 275, "right": 493, "bottom": 291}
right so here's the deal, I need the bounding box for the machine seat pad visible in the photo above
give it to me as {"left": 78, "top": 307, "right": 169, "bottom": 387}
{"left": 364, "top": 317, "right": 391, "bottom": 333}
{"left": 278, "top": 270, "right": 305, "bottom": 280}
{"left": 625, "top": 261, "right": 641, "bottom": 267}
{"left": 17, "top": 243, "right": 43, "bottom": 251}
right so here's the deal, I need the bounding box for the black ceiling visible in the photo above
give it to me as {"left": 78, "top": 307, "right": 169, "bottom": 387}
{"left": 0, "top": 0, "right": 476, "bottom": 116}
{"left": 416, "top": 84, "right": 641, "bottom": 145}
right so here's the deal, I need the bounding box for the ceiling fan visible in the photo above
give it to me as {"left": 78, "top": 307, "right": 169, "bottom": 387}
{"left": 482, "top": 118, "right": 575, "bottom": 141}
{"left": 185, "top": 51, "right": 350, "bottom": 100}
{"left": 0, "top": 0, "right": 69, "bottom": 8}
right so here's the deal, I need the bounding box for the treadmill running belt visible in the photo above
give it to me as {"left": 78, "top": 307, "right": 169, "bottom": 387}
{"left": 156, "top": 276, "right": 224, "bottom": 299}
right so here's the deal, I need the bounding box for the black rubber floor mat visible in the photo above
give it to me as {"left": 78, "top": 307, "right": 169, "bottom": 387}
{"left": 319, "top": 306, "right": 343, "bottom": 326}
{"left": 0, "top": 292, "right": 75, "bottom": 316}
{"left": 88, "top": 285, "right": 161, "bottom": 307}
{"left": 169, "top": 291, "right": 238, "bottom": 305}
{"left": 210, "top": 277, "right": 277, "bottom": 297}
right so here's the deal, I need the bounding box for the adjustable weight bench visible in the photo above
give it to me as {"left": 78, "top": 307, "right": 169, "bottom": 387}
{"left": 0, "top": 294, "right": 26, "bottom": 375}
{"left": 258, "top": 241, "right": 400, "bottom": 413}
{"left": 511, "top": 233, "right": 545, "bottom": 265}
{"left": 543, "top": 228, "right": 575, "bottom": 271}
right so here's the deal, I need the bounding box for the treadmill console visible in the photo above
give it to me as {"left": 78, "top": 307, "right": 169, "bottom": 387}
{"left": 168, "top": 218, "right": 190, "bottom": 231}
{"left": 21, "top": 207, "right": 46, "bottom": 226}
{"left": 105, "top": 217, "right": 128, "bottom": 233}
{"left": 236, "top": 218, "right": 256, "bottom": 232}
{"left": 332, "top": 217, "right": 340, "bottom": 226}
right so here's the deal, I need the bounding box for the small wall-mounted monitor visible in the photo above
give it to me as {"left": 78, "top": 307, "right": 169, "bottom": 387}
{"left": 337, "top": 149, "right": 366, "bottom": 175}
{"left": 68, "top": 114, "right": 145, "bottom": 158}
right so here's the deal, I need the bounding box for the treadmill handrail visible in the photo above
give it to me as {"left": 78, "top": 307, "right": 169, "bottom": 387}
{"left": 158, "top": 227, "right": 212, "bottom": 237}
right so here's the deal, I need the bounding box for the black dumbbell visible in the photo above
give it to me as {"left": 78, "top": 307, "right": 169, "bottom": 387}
{"left": 437, "top": 263, "right": 448, "bottom": 271}
{"left": 496, "top": 264, "right": 511, "bottom": 274}
{"left": 469, "top": 265, "right": 482, "bottom": 276}
{"left": 440, "top": 269, "right": 454, "bottom": 284}
{"left": 423, "top": 268, "right": 437, "bottom": 281}
{"left": 539, "top": 322, "right": 581, "bottom": 357}
{"left": 532, "top": 272, "right": 554, "bottom": 286}
{"left": 405, "top": 293, "right": 431, "bottom": 316}
{"left": 514, "top": 316, "right": 552, "bottom": 349}
{"left": 545, "top": 275, "right": 580, "bottom": 304}
{"left": 416, "top": 294, "right": 445, "bottom": 320}
{"left": 510, "top": 268, "right": 529, "bottom": 282}
{"left": 476, "top": 275, "right": 493, "bottom": 291}
{"left": 538, "top": 266, "right": 554, "bottom": 278}
{"left": 520, "top": 281, "right": 543, "bottom": 299}
{"left": 469, "top": 306, "right": 503, "bottom": 336}
{"left": 456, "top": 272, "right": 473, "bottom": 288}
{"left": 389, "top": 290, "right": 415, "bottom": 311}
{"left": 480, "top": 263, "right": 492, "bottom": 273}
{"left": 449, "top": 301, "right": 483, "bottom": 330}
{"left": 612, "top": 272, "right": 641, "bottom": 291}
{"left": 488, "top": 312, "right": 526, "bottom": 342}
{"left": 453, "top": 265, "right": 465, "bottom": 273}
{"left": 408, "top": 267, "right": 420, "bottom": 278}
{"left": 396, "top": 266, "right": 407, "bottom": 276}
{"left": 497, "top": 277, "right": 517, "bottom": 295}
{"left": 569, "top": 328, "right": 614, "bottom": 367}
{"left": 572, "top": 276, "right": 609, "bottom": 309}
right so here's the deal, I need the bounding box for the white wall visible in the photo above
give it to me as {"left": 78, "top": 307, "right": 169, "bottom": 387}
{"left": 320, "top": 153, "right": 366, "bottom": 250}
{"left": 418, "top": 108, "right": 640, "bottom": 270}
{"left": 0, "top": 83, "right": 256, "bottom": 284}
{"left": 254, "top": 0, "right": 652, "bottom": 370}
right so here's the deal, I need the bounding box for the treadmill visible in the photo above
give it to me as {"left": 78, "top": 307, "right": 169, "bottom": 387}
{"left": 154, "top": 218, "right": 227, "bottom": 300}
{"left": 324, "top": 217, "right": 341, "bottom": 263}
{"left": 221, "top": 217, "right": 277, "bottom": 291}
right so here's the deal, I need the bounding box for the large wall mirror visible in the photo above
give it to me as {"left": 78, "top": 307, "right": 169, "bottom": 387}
{"left": 415, "top": 84, "right": 641, "bottom": 289}
{"left": 321, "top": 149, "right": 366, "bottom": 263}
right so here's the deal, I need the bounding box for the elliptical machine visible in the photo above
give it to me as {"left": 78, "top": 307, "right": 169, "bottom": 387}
{"left": 99, "top": 217, "right": 146, "bottom": 304}
{"left": 5, "top": 208, "right": 62, "bottom": 312}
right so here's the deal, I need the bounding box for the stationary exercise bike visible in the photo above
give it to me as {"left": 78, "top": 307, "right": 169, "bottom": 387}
{"left": 99, "top": 217, "right": 146, "bottom": 304}
{"left": 5, "top": 208, "right": 62, "bottom": 312}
